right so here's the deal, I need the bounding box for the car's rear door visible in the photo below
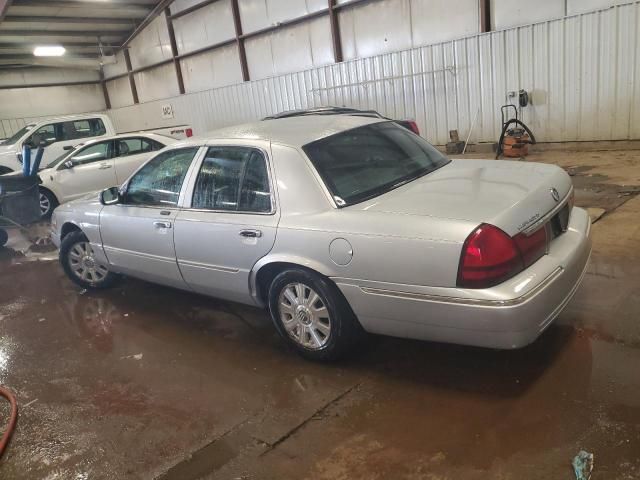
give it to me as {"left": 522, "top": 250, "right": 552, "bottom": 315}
{"left": 174, "top": 144, "right": 279, "bottom": 305}
{"left": 113, "top": 136, "right": 165, "bottom": 184}
{"left": 55, "top": 140, "right": 116, "bottom": 202}
{"left": 99, "top": 146, "right": 201, "bottom": 289}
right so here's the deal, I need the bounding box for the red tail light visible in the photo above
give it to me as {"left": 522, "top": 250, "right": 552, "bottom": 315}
{"left": 406, "top": 120, "right": 420, "bottom": 135}
{"left": 185, "top": 128, "right": 193, "bottom": 137}
{"left": 458, "top": 223, "right": 549, "bottom": 288}
{"left": 513, "top": 226, "right": 547, "bottom": 267}
{"left": 457, "top": 224, "right": 523, "bottom": 288}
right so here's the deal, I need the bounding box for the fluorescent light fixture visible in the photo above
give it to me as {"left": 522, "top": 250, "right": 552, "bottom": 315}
{"left": 33, "top": 46, "right": 66, "bottom": 57}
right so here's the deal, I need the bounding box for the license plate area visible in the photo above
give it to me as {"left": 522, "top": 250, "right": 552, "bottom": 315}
{"left": 549, "top": 204, "right": 570, "bottom": 239}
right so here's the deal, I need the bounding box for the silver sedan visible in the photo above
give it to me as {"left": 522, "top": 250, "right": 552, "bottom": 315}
{"left": 51, "top": 115, "right": 591, "bottom": 361}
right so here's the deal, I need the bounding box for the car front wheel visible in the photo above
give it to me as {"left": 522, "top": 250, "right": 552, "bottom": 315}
{"left": 60, "top": 231, "right": 119, "bottom": 289}
{"left": 268, "top": 268, "right": 362, "bottom": 361}
{"left": 39, "top": 188, "right": 58, "bottom": 219}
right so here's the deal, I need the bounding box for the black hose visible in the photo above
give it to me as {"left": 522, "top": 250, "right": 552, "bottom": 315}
{"left": 495, "top": 118, "right": 537, "bottom": 159}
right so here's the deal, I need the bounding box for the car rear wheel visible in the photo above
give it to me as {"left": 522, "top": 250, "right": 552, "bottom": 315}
{"left": 60, "top": 231, "right": 119, "bottom": 290}
{"left": 39, "top": 188, "right": 58, "bottom": 219}
{"left": 268, "top": 268, "right": 362, "bottom": 361}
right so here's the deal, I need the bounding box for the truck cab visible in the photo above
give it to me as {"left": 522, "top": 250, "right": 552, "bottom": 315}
{"left": 0, "top": 113, "right": 115, "bottom": 174}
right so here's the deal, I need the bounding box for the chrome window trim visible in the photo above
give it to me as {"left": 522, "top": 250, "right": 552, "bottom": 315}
{"left": 181, "top": 144, "right": 277, "bottom": 216}
{"left": 359, "top": 266, "right": 565, "bottom": 307}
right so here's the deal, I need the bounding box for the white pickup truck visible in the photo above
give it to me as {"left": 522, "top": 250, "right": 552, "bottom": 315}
{"left": 0, "top": 113, "right": 193, "bottom": 174}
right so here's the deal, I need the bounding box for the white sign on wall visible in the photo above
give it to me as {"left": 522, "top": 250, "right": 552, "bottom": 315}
{"left": 161, "top": 103, "right": 174, "bottom": 119}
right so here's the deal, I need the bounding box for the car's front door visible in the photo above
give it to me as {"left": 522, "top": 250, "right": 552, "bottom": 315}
{"left": 99, "top": 147, "right": 200, "bottom": 289}
{"left": 55, "top": 140, "right": 117, "bottom": 202}
{"left": 113, "top": 136, "right": 164, "bottom": 184}
{"left": 174, "top": 145, "right": 279, "bottom": 305}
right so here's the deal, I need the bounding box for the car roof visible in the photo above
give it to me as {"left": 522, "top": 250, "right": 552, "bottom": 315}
{"left": 33, "top": 113, "right": 109, "bottom": 124}
{"left": 182, "top": 114, "right": 386, "bottom": 149}
{"left": 77, "top": 131, "right": 177, "bottom": 147}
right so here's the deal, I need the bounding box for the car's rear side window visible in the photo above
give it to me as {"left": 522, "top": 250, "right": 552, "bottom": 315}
{"left": 66, "top": 119, "right": 107, "bottom": 140}
{"left": 302, "top": 121, "right": 450, "bottom": 206}
{"left": 115, "top": 137, "right": 162, "bottom": 158}
{"left": 191, "top": 146, "right": 271, "bottom": 213}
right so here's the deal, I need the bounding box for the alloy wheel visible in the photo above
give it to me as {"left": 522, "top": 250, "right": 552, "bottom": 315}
{"left": 68, "top": 241, "right": 109, "bottom": 284}
{"left": 39, "top": 192, "right": 50, "bottom": 216}
{"left": 278, "top": 282, "right": 331, "bottom": 350}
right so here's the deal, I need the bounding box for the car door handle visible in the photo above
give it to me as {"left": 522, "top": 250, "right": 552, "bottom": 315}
{"left": 239, "top": 229, "right": 262, "bottom": 238}
{"left": 99, "top": 163, "right": 112, "bottom": 169}
{"left": 153, "top": 221, "right": 172, "bottom": 229}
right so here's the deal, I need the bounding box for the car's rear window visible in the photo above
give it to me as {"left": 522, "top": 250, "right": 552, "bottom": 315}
{"left": 302, "top": 121, "right": 450, "bottom": 207}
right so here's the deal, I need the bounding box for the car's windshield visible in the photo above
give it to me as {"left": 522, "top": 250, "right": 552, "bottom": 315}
{"left": 2, "top": 125, "right": 35, "bottom": 145}
{"left": 302, "top": 121, "right": 450, "bottom": 206}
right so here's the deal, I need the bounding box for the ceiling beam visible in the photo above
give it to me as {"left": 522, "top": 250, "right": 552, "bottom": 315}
{"left": 121, "top": 0, "right": 174, "bottom": 48}
{"left": 3, "top": 15, "right": 138, "bottom": 25}
{"left": 11, "top": 0, "right": 154, "bottom": 8}
{"left": 0, "top": 41, "right": 118, "bottom": 48}
{"left": 0, "top": 0, "right": 13, "bottom": 22}
{"left": 0, "top": 53, "right": 99, "bottom": 59}
{"left": 0, "top": 30, "right": 127, "bottom": 37}
{"left": 0, "top": 80, "right": 101, "bottom": 89}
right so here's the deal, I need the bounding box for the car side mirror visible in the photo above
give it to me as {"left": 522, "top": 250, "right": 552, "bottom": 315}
{"left": 100, "top": 186, "right": 121, "bottom": 206}
{"left": 64, "top": 160, "right": 75, "bottom": 169}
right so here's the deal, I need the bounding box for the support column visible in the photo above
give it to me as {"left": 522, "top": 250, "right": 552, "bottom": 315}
{"left": 123, "top": 48, "right": 139, "bottom": 104}
{"left": 231, "top": 0, "right": 249, "bottom": 81}
{"left": 165, "top": 6, "right": 185, "bottom": 94}
{"left": 99, "top": 66, "right": 111, "bottom": 110}
{"left": 480, "top": 0, "right": 491, "bottom": 33}
{"left": 328, "top": 0, "right": 343, "bottom": 63}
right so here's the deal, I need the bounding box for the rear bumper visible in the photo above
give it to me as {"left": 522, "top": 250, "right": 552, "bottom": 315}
{"left": 335, "top": 207, "right": 592, "bottom": 349}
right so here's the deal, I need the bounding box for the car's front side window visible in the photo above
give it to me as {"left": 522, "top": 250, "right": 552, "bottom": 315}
{"left": 191, "top": 146, "right": 271, "bottom": 213}
{"left": 124, "top": 147, "right": 199, "bottom": 207}
{"left": 27, "top": 123, "right": 59, "bottom": 147}
{"left": 302, "top": 121, "right": 450, "bottom": 207}
{"left": 70, "top": 141, "right": 113, "bottom": 166}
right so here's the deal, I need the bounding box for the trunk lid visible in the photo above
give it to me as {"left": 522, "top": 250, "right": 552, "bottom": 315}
{"left": 354, "top": 159, "right": 572, "bottom": 235}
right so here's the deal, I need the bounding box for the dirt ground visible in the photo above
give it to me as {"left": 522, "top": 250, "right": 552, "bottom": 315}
{"left": 0, "top": 149, "right": 639, "bottom": 480}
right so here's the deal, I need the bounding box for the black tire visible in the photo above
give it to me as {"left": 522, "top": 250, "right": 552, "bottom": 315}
{"left": 39, "top": 188, "right": 58, "bottom": 220}
{"left": 60, "top": 231, "right": 120, "bottom": 290}
{"left": 0, "top": 229, "right": 8, "bottom": 247}
{"left": 268, "top": 268, "right": 362, "bottom": 361}
{"left": 0, "top": 167, "right": 13, "bottom": 176}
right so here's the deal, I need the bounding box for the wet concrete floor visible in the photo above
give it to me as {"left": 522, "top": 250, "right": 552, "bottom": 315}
{"left": 1, "top": 150, "right": 639, "bottom": 479}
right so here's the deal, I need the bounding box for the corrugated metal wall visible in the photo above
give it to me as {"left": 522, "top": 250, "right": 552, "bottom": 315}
{"left": 108, "top": 1, "right": 640, "bottom": 145}
{"left": 0, "top": 68, "right": 104, "bottom": 138}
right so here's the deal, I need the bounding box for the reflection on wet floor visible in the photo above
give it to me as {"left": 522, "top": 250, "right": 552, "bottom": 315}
{"left": 1, "top": 150, "right": 640, "bottom": 479}
{"left": 0, "top": 221, "right": 57, "bottom": 264}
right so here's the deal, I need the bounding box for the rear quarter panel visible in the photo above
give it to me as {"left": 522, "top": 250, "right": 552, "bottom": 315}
{"left": 261, "top": 143, "right": 474, "bottom": 289}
